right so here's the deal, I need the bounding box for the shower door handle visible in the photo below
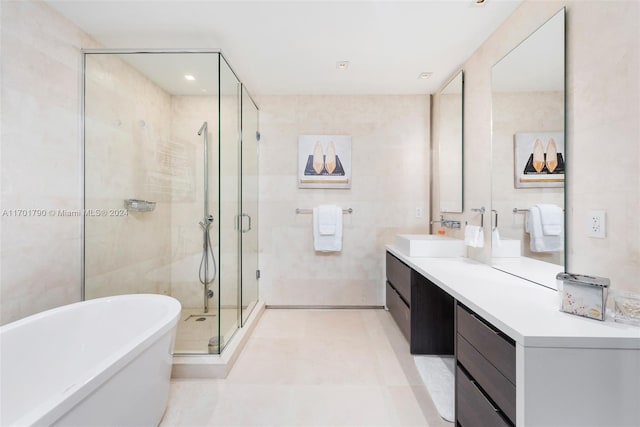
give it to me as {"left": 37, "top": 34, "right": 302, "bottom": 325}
{"left": 241, "top": 213, "right": 252, "bottom": 233}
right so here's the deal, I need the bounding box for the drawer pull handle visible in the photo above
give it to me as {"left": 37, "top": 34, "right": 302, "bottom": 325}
{"left": 470, "top": 313, "right": 500, "bottom": 336}
{"left": 470, "top": 379, "right": 500, "bottom": 412}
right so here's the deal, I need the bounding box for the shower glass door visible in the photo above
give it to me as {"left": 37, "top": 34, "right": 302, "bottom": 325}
{"left": 217, "top": 56, "right": 241, "bottom": 349}
{"left": 241, "top": 85, "right": 259, "bottom": 326}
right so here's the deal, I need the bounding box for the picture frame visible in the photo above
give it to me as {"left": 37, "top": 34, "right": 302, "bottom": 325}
{"left": 514, "top": 132, "right": 564, "bottom": 188}
{"left": 298, "top": 135, "right": 352, "bottom": 189}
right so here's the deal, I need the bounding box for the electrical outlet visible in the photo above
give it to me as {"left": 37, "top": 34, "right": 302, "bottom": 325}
{"left": 415, "top": 207, "right": 423, "bottom": 218}
{"left": 588, "top": 210, "right": 606, "bottom": 238}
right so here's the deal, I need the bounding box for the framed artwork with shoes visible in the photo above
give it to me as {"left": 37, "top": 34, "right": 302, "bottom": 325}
{"left": 514, "top": 132, "right": 565, "bottom": 188}
{"left": 298, "top": 135, "right": 352, "bottom": 189}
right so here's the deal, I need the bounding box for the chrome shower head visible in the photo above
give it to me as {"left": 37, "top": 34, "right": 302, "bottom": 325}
{"left": 197, "top": 121, "right": 208, "bottom": 136}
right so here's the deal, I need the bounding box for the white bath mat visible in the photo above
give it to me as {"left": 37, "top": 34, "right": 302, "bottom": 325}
{"left": 414, "top": 355, "right": 455, "bottom": 423}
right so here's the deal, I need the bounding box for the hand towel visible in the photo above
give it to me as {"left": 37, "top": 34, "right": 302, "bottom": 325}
{"left": 526, "top": 206, "right": 563, "bottom": 252}
{"left": 536, "top": 204, "right": 563, "bottom": 236}
{"left": 464, "top": 225, "right": 484, "bottom": 248}
{"left": 492, "top": 227, "right": 501, "bottom": 248}
{"left": 313, "top": 206, "right": 342, "bottom": 252}
{"left": 318, "top": 205, "right": 338, "bottom": 235}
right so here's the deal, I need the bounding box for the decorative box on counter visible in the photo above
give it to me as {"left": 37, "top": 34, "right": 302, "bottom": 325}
{"left": 556, "top": 272, "right": 610, "bottom": 321}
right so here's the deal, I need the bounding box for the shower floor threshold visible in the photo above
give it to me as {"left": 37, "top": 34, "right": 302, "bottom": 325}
{"left": 171, "top": 301, "right": 265, "bottom": 379}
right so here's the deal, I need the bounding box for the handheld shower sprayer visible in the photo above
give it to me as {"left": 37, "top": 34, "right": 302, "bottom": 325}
{"left": 199, "top": 215, "right": 214, "bottom": 230}
{"left": 197, "top": 120, "right": 215, "bottom": 313}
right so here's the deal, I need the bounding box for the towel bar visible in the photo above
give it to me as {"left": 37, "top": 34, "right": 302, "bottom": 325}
{"left": 471, "top": 207, "right": 485, "bottom": 227}
{"left": 296, "top": 208, "right": 353, "bottom": 214}
{"left": 513, "top": 207, "right": 564, "bottom": 213}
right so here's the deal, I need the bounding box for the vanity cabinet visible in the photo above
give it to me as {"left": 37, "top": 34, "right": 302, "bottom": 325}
{"left": 456, "top": 303, "right": 516, "bottom": 426}
{"left": 385, "top": 246, "right": 640, "bottom": 426}
{"left": 385, "top": 252, "right": 412, "bottom": 344}
{"left": 386, "top": 251, "right": 455, "bottom": 354}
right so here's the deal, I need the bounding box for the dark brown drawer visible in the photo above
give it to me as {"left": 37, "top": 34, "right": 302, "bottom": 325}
{"left": 386, "top": 281, "right": 410, "bottom": 342}
{"left": 457, "top": 334, "right": 515, "bottom": 424}
{"left": 457, "top": 365, "right": 511, "bottom": 427}
{"left": 386, "top": 252, "right": 411, "bottom": 304}
{"left": 456, "top": 304, "right": 515, "bottom": 384}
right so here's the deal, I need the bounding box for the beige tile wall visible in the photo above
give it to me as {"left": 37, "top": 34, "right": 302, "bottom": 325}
{"left": 83, "top": 53, "right": 174, "bottom": 300}
{"left": 168, "top": 95, "right": 218, "bottom": 309}
{"left": 256, "top": 95, "right": 430, "bottom": 306}
{"left": 0, "top": 1, "right": 99, "bottom": 324}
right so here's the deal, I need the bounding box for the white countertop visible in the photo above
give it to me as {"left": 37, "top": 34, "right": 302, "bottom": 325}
{"left": 491, "top": 256, "right": 562, "bottom": 290}
{"left": 386, "top": 245, "right": 640, "bottom": 349}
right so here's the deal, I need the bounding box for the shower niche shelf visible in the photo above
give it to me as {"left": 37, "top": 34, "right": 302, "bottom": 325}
{"left": 124, "top": 199, "right": 156, "bottom": 212}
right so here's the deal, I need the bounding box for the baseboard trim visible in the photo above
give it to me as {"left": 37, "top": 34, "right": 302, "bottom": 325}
{"left": 265, "top": 305, "right": 384, "bottom": 310}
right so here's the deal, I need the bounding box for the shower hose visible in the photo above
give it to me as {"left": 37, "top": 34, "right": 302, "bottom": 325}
{"left": 199, "top": 227, "right": 217, "bottom": 287}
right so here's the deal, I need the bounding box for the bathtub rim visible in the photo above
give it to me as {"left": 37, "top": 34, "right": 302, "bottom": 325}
{"left": 1, "top": 293, "right": 181, "bottom": 426}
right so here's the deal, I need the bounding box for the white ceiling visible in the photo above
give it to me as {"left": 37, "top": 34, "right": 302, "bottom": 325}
{"left": 46, "top": 0, "right": 524, "bottom": 96}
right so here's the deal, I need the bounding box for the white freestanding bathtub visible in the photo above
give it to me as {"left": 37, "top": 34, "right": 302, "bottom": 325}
{"left": 0, "top": 294, "right": 181, "bottom": 426}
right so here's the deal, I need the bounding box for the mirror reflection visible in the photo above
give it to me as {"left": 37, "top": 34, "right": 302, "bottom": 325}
{"left": 490, "top": 9, "right": 565, "bottom": 286}
{"left": 438, "top": 71, "right": 464, "bottom": 213}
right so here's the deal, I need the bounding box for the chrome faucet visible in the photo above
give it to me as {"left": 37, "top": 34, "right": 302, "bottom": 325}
{"left": 431, "top": 215, "right": 462, "bottom": 229}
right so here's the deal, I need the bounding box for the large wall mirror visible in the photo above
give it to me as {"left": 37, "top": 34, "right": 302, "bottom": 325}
{"left": 438, "top": 71, "right": 464, "bottom": 213}
{"left": 490, "top": 9, "right": 565, "bottom": 288}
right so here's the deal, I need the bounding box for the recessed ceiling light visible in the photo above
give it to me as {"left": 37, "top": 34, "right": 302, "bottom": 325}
{"left": 184, "top": 74, "right": 196, "bottom": 81}
{"left": 474, "top": 0, "right": 486, "bottom": 5}
{"left": 418, "top": 72, "right": 433, "bottom": 79}
{"left": 336, "top": 61, "right": 349, "bottom": 70}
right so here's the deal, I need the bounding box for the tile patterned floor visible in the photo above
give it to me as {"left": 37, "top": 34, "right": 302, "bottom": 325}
{"left": 160, "top": 309, "right": 452, "bottom": 426}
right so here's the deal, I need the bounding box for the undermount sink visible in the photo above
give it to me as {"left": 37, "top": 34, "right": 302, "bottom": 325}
{"left": 395, "top": 234, "right": 465, "bottom": 257}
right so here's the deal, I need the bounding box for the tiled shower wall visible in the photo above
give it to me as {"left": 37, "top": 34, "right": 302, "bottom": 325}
{"left": 84, "top": 53, "right": 174, "bottom": 299}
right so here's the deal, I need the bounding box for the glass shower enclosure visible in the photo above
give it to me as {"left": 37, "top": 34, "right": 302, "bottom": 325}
{"left": 82, "top": 50, "right": 259, "bottom": 355}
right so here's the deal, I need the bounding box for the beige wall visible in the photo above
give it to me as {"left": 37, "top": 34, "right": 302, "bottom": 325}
{"left": 432, "top": 0, "right": 639, "bottom": 292}
{"left": 0, "top": 1, "right": 98, "bottom": 324}
{"left": 257, "top": 95, "right": 430, "bottom": 306}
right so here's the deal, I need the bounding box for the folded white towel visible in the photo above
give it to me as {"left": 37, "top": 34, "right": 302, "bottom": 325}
{"left": 464, "top": 225, "right": 484, "bottom": 248}
{"left": 318, "top": 205, "right": 338, "bottom": 235}
{"left": 313, "top": 206, "right": 343, "bottom": 252}
{"left": 526, "top": 206, "right": 563, "bottom": 252}
{"left": 536, "top": 204, "right": 563, "bottom": 236}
